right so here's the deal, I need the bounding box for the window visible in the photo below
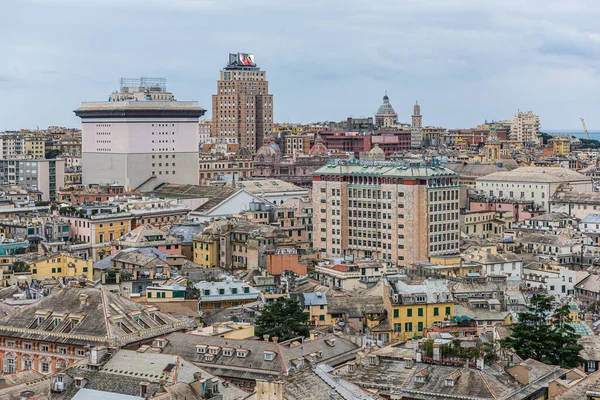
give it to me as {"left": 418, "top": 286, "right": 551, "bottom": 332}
{"left": 418, "top": 308, "right": 423, "bottom": 317}
{"left": 197, "top": 346, "right": 207, "bottom": 354}
{"left": 41, "top": 345, "right": 49, "bottom": 352}
{"left": 418, "top": 322, "right": 423, "bottom": 331}
{"left": 58, "top": 347, "right": 67, "bottom": 355}
{"left": 393, "top": 309, "right": 399, "bottom": 318}
{"left": 445, "top": 307, "right": 451, "bottom": 316}
{"left": 40, "top": 360, "right": 50, "bottom": 374}
{"left": 407, "top": 309, "right": 412, "bottom": 317}
{"left": 23, "top": 356, "right": 33, "bottom": 371}
{"left": 6, "top": 341, "right": 14, "bottom": 348}
{"left": 223, "top": 349, "right": 233, "bottom": 357}
{"left": 405, "top": 322, "right": 413, "bottom": 332}
{"left": 24, "top": 343, "right": 32, "bottom": 350}
{"left": 76, "top": 349, "right": 85, "bottom": 357}
{"left": 433, "top": 307, "right": 439, "bottom": 316}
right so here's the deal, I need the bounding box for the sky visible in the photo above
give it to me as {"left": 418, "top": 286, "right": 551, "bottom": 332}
{"left": 1, "top": 0, "right": 600, "bottom": 131}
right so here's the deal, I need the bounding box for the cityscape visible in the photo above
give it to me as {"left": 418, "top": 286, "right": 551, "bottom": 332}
{"left": 1, "top": 3, "right": 600, "bottom": 399}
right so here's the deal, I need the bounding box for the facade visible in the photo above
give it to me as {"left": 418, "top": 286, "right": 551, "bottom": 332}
{"left": 0, "top": 159, "right": 65, "bottom": 202}
{"left": 285, "top": 134, "right": 311, "bottom": 156}
{"left": 312, "top": 160, "right": 460, "bottom": 266}
{"left": 475, "top": 167, "right": 593, "bottom": 212}
{"left": 61, "top": 206, "right": 133, "bottom": 261}
{"left": 510, "top": 110, "right": 540, "bottom": 145}
{"left": 199, "top": 150, "right": 253, "bottom": 185}
{"left": 384, "top": 278, "right": 454, "bottom": 341}
{"left": 211, "top": 53, "right": 273, "bottom": 152}
{"left": 25, "top": 253, "right": 92, "bottom": 280}
{"left": 75, "top": 77, "right": 205, "bottom": 191}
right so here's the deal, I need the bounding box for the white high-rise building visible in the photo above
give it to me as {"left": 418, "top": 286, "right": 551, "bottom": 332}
{"left": 510, "top": 111, "right": 540, "bottom": 145}
{"left": 75, "top": 78, "right": 206, "bottom": 191}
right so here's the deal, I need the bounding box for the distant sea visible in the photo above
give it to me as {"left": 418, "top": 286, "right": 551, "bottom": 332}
{"left": 548, "top": 130, "right": 600, "bottom": 141}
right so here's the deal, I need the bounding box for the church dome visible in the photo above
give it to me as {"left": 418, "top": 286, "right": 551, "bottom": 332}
{"left": 369, "top": 143, "right": 385, "bottom": 154}
{"left": 376, "top": 93, "right": 396, "bottom": 116}
{"left": 256, "top": 135, "right": 281, "bottom": 157}
{"left": 310, "top": 134, "right": 329, "bottom": 155}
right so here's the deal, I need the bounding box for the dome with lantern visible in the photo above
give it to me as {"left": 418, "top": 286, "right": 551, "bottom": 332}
{"left": 256, "top": 135, "right": 281, "bottom": 158}
{"left": 310, "top": 134, "right": 329, "bottom": 156}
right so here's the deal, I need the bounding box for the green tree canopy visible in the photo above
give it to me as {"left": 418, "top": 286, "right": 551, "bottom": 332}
{"left": 500, "top": 293, "right": 584, "bottom": 369}
{"left": 255, "top": 297, "right": 310, "bottom": 341}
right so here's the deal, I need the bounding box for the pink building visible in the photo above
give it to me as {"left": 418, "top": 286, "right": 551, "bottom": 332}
{"left": 468, "top": 199, "right": 544, "bottom": 222}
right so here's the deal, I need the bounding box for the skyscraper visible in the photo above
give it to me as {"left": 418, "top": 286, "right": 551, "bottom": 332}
{"left": 211, "top": 53, "right": 274, "bottom": 152}
{"left": 75, "top": 78, "right": 205, "bottom": 191}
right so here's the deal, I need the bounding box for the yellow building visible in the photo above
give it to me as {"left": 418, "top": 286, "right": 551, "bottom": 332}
{"left": 383, "top": 279, "right": 454, "bottom": 341}
{"left": 24, "top": 134, "right": 46, "bottom": 160}
{"left": 28, "top": 253, "right": 92, "bottom": 280}
{"left": 64, "top": 208, "right": 133, "bottom": 261}
{"left": 146, "top": 285, "right": 186, "bottom": 301}
{"left": 192, "top": 234, "right": 218, "bottom": 268}
{"left": 550, "top": 136, "right": 571, "bottom": 155}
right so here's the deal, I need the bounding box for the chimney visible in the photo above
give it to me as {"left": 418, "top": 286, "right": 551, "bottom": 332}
{"left": 272, "top": 337, "right": 279, "bottom": 343}
{"left": 79, "top": 293, "right": 90, "bottom": 306}
{"left": 263, "top": 334, "right": 270, "bottom": 342}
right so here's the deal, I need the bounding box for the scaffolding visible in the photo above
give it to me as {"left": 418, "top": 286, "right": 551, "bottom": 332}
{"left": 119, "top": 77, "right": 167, "bottom": 93}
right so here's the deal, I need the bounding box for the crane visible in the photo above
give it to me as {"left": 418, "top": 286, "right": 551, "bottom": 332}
{"left": 581, "top": 117, "right": 590, "bottom": 140}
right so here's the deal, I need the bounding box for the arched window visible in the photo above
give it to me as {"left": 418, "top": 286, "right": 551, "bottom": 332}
{"left": 22, "top": 354, "right": 33, "bottom": 371}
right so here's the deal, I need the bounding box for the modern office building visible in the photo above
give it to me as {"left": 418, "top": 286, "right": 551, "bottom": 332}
{"left": 312, "top": 160, "right": 460, "bottom": 266}
{"left": 211, "top": 53, "right": 274, "bottom": 152}
{"left": 75, "top": 77, "right": 206, "bottom": 191}
{"left": 510, "top": 110, "right": 540, "bottom": 145}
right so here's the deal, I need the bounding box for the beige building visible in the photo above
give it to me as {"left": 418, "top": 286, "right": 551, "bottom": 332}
{"left": 211, "top": 53, "right": 273, "bottom": 152}
{"left": 510, "top": 110, "right": 540, "bottom": 145}
{"left": 75, "top": 77, "right": 205, "bottom": 191}
{"left": 312, "top": 160, "right": 460, "bottom": 266}
{"left": 475, "top": 167, "right": 593, "bottom": 212}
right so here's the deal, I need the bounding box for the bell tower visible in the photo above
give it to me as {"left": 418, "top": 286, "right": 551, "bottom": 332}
{"left": 411, "top": 101, "right": 422, "bottom": 129}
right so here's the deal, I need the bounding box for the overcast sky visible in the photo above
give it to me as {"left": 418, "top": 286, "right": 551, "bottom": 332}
{"left": 1, "top": 0, "right": 600, "bottom": 131}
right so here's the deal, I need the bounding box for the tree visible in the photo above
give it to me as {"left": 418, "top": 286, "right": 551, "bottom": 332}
{"left": 45, "top": 149, "right": 61, "bottom": 159}
{"left": 500, "top": 294, "right": 584, "bottom": 368}
{"left": 255, "top": 297, "right": 310, "bottom": 341}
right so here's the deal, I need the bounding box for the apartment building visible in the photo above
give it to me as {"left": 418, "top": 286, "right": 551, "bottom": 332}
{"left": 510, "top": 110, "right": 540, "bottom": 145}
{"left": 312, "top": 160, "right": 460, "bottom": 266}
{"left": 0, "top": 158, "right": 65, "bottom": 202}
{"left": 60, "top": 205, "right": 133, "bottom": 261}
{"left": 383, "top": 277, "right": 454, "bottom": 341}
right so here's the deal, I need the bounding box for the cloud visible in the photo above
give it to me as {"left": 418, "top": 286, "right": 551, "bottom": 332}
{"left": 0, "top": 0, "right": 599, "bottom": 129}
